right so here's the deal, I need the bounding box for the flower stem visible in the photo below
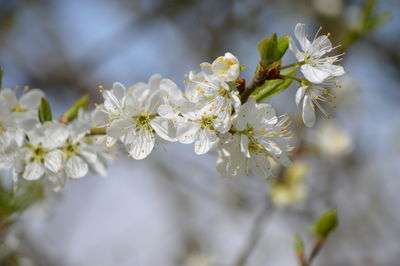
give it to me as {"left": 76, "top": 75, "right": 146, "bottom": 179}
{"left": 280, "top": 74, "right": 302, "bottom": 83}
{"left": 305, "top": 239, "right": 324, "bottom": 266}
{"left": 232, "top": 199, "right": 273, "bottom": 266}
{"left": 280, "top": 61, "right": 306, "bottom": 70}
{"left": 240, "top": 79, "right": 259, "bottom": 104}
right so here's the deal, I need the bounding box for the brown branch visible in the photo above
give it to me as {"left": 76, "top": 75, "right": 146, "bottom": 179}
{"left": 232, "top": 199, "right": 273, "bottom": 266}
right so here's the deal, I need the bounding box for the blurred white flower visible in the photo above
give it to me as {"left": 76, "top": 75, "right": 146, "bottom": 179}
{"left": 15, "top": 121, "right": 68, "bottom": 182}
{"left": 0, "top": 88, "right": 44, "bottom": 146}
{"left": 62, "top": 110, "right": 112, "bottom": 179}
{"left": 217, "top": 98, "right": 293, "bottom": 179}
{"left": 289, "top": 23, "right": 345, "bottom": 83}
{"left": 311, "top": 120, "right": 353, "bottom": 157}
{"left": 312, "top": 0, "right": 343, "bottom": 17}
{"left": 185, "top": 253, "right": 215, "bottom": 266}
{"left": 270, "top": 160, "right": 308, "bottom": 207}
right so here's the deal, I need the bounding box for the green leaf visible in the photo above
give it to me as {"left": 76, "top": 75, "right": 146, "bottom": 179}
{"left": 277, "top": 34, "right": 290, "bottom": 56}
{"left": 60, "top": 94, "right": 89, "bottom": 123}
{"left": 38, "top": 97, "right": 53, "bottom": 123}
{"left": 253, "top": 68, "right": 296, "bottom": 102}
{"left": 309, "top": 208, "right": 338, "bottom": 239}
{"left": 258, "top": 33, "right": 280, "bottom": 67}
{"left": 257, "top": 33, "right": 290, "bottom": 68}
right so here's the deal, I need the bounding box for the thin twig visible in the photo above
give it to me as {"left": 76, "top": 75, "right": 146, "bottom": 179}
{"left": 233, "top": 199, "right": 273, "bottom": 266}
{"left": 304, "top": 239, "right": 324, "bottom": 266}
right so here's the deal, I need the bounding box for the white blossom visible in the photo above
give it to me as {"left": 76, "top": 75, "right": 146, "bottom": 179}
{"left": 14, "top": 121, "right": 68, "bottom": 182}
{"left": 184, "top": 62, "right": 240, "bottom": 129}
{"left": 0, "top": 88, "right": 44, "bottom": 146}
{"left": 211, "top": 52, "right": 240, "bottom": 82}
{"left": 93, "top": 75, "right": 177, "bottom": 160}
{"left": 217, "top": 98, "right": 293, "bottom": 179}
{"left": 62, "top": 110, "right": 112, "bottom": 179}
{"left": 289, "top": 23, "right": 345, "bottom": 83}
{"left": 176, "top": 103, "right": 229, "bottom": 155}
{"left": 296, "top": 77, "right": 339, "bottom": 127}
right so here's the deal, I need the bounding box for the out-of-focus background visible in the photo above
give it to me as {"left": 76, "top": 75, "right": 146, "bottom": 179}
{"left": 0, "top": 0, "right": 399, "bottom": 265}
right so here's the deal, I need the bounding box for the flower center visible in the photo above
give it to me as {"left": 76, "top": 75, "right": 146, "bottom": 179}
{"left": 133, "top": 112, "right": 155, "bottom": 132}
{"left": 219, "top": 87, "right": 230, "bottom": 97}
{"left": 302, "top": 53, "right": 317, "bottom": 67}
{"left": 63, "top": 139, "right": 81, "bottom": 158}
{"left": 12, "top": 101, "right": 27, "bottom": 113}
{"left": 29, "top": 144, "right": 47, "bottom": 163}
{"left": 200, "top": 115, "right": 217, "bottom": 131}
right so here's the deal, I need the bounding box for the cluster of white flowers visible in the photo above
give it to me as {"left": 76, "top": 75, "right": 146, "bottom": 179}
{"left": 0, "top": 89, "right": 112, "bottom": 191}
{"left": 0, "top": 23, "right": 348, "bottom": 190}
{"left": 93, "top": 52, "right": 293, "bottom": 180}
{"left": 289, "top": 23, "right": 346, "bottom": 127}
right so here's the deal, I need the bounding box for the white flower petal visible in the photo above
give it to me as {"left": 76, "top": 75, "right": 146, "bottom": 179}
{"left": 0, "top": 88, "right": 17, "bottom": 110}
{"left": 23, "top": 161, "right": 44, "bottom": 180}
{"left": 295, "top": 86, "right": 307, "bottom": 106}
{"left": 44, "top": 150, "right": 64, "bottom": 172}
{"left": 176, "top": 121, "right": 200, "bottom": 144}
{"left": 112, "top": 82, "right": 126, "bottom": 100}
{"left": 150, "top": 116, "right": 176, "bottom": 142}
{"left": 107, "top": 118, "right": 134, "bottom": 138}
{"left": 249, "top": 153, "right": 272, "bottom": 179}
{"left": 194, "top": 128, "right": 218, "bottom": 155}
{"left": 128, "top": 127, "right": 155, "bottom": 160}
{"left": 66, "top": 155, "right": 88, "bottom": 179}
{"left": 302, "top": 95, "right": 316, "bottom": 127}
{"left": 92, "top": 108, "right": 110, "bottom": 128}
{"left": 19, "top": 89, "right": 45, "bottom": 109}
{"left": 294, "top": 23, "right": 310, "bottom": 51}
{"left": 240, "top": 135, "right": 250, "bottom": 158}
{"left": 289, "top": 37, "right": 304, "bottom": 61}
{"left": 301, "top": 64, "right": 331, "bottom": 84}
